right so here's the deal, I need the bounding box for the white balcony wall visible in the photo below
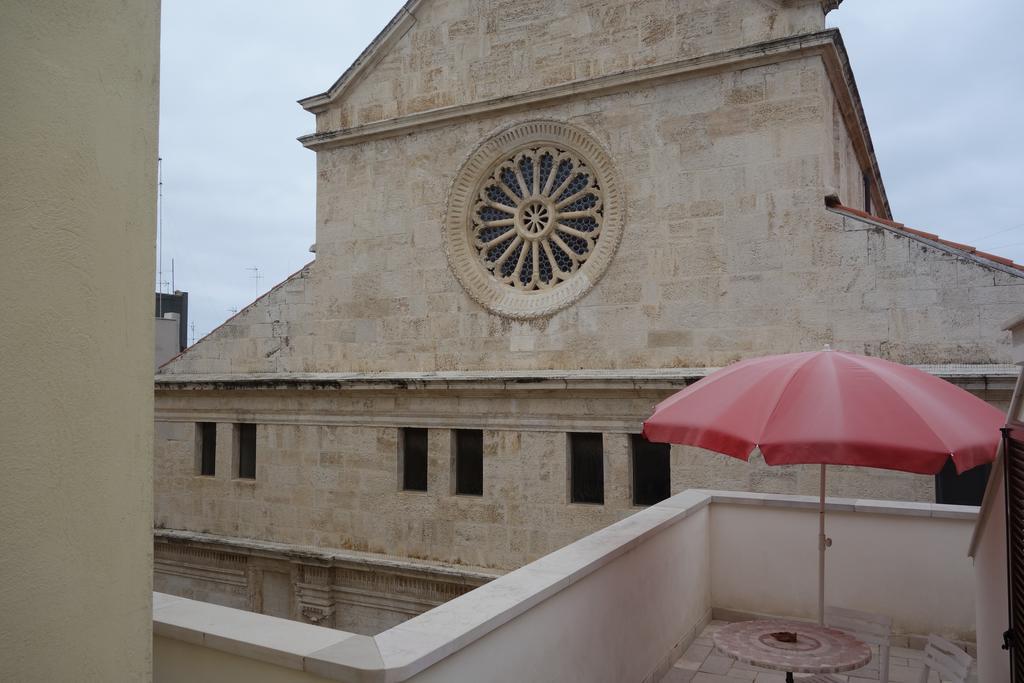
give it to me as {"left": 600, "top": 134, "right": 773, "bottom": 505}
{"left": 411, "top": 504, "right": 710, "bottom": 682}
{"left": 970, "top": 472, "right": 1009, "bottom": 682}
{"left": 155, "top": 636, "right": 332, "bottom": 683}
{"left": 154, "top": 491, "right": 978, "bottom": 682}
{"left": 710, "top": 497, "right": 978, "bottom": 639}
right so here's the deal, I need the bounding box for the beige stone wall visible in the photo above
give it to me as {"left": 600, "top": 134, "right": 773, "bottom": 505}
{"left": 313, "top": 0, "right": 827, "bottom": 131}
{"left": 0, "top": 2, "right": 159, "bottom": 680}
{"left": 153, "top": 533, "right": 494, "bottom": 635}
{"left": 153, "top": 0, "right": 1023, "bottom": 596}
{"left": 162, "top": 48, "right": 1023, "bottom": 377}
{"left": 157, "top": 418, "right": 628, "bottom": 569}
{"left": 154, "top": 378, "right": 1008, "bottom": 572}
{"left": 828, "top": 85, "right": 868, "bottom": 211}
{"left": 164, "top": 264, "right": 313, "bottom": 374}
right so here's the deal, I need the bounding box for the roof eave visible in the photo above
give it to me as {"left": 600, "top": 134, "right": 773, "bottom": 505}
{"left": 827, "top": 204, "right": 1024, "bottom": 279}
{"left": 298, "top": 0, "right": 423, "bottom": 114}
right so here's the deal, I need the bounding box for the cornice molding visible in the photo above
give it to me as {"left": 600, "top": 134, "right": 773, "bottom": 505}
{"left": 298, "top": 0, "right": 424, "bottom": 112}
{"left": 154, "top": 365, "right": 1019, "bottom": 392}
{"left": 297, "top": 29, "right": 889, "bottom": 219}
{"left": 155, "top": 528, "right": 500, "bottom": 581}
{"left": 299, "top": 31, "right": 834, "bottom": 150}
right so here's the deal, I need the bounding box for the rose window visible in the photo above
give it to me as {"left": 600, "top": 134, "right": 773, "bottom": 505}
{"left": 473, "top": 148, "right": 603, "bottom": 291}
{"left": 444, "top": 120, "right": 623, "bottom": 319}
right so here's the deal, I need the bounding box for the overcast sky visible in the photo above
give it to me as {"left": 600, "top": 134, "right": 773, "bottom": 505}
{"left": 159, "top": 1, "right": 1024, "bottom": 343}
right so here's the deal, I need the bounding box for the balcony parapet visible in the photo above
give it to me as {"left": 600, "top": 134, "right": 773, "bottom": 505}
{"left": 154, "top": 490, "right": 978, "bottom": 682}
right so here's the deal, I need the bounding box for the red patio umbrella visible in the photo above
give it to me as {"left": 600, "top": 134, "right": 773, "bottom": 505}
{"left": 642, "top": 348, "right": 1003, "bottom": 623}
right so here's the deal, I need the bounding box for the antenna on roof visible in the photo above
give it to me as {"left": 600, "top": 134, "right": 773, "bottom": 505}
{"left": 157, "top": 156, "right": 164, "bottom": 315}
{"left": 246, "top": 266, "right": 263, "bottom": 299}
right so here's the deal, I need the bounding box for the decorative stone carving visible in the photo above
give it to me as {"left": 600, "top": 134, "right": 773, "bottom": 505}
{"left": 444, "top": 120, "right": 624, "bottom": 319}
{"left": 153, "top": 532, "right": 498, "bottom": 634}
{"left": 296, "top": 564, "right": 336, "bottom": 628}
{"left": 300, "top": 604, "right": 335, "bottom": 625}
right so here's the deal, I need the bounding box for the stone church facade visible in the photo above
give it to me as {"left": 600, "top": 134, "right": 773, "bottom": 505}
{"left": 154, "top": 0, "right": 1024, "bottom": 633}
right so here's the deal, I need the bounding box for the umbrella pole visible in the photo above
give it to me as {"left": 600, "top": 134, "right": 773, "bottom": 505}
{"left": 818, "top": 463, "right": 827, "bottom": 624}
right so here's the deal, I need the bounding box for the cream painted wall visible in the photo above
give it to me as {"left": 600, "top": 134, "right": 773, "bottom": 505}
{"left": 972, "top": 479, "right": 1009, "bottom": 682}
{"left": 710, "top": 502, "right": 978, "bottom": 640}
{"left": 152, "top": 493, "right": 977, "bottom": 682}
{"left": 0, "top": 2, "right": 160, "bottom": 681}
{"left": 154, "top": 637, "right": 333, "bottom": 683}
{"left": 411, "top": 507, "right": 711, "bottom": 683}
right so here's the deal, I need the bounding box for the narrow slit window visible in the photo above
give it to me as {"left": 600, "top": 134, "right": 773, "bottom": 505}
{"left": 569, "top": 432, "right": 604, "bottom": 504}
{"left": 631, "top": 434, "right": 670, "bottom": 506}
{"left": 402, "top": 428, "right": 428, "bottom": 491}
{"left": 237, "top": 423, "right": 256, "bottom": 479}
{"left": 454, "top": 429, "right": 483, "bottom": 496}
{"left": 197, "top": 422, "right": 216, "bottom": 476}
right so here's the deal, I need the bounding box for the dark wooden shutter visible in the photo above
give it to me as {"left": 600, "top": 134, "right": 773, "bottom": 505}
{"left": 935, "top": 458, "right": 991, "bottom": 505}
{"left": 632, "top": 434, "right": 670, "bottom": 506}
{"left": 455, "top": 429, "right": 483, "bottom": 496}
{"left": 570, "top": 433, "right": 604, "bottom": 504}
{"left": 238, "top": 423, "right": 256, "bottom": 479}
{"left": 199, "top": 422, "right": 216, "bottom": 476}
{"left": 402, "top": 428, "right": 428, "bottom": 491}
{"left": 1003, "top": 426, "right": 1024, "bottom": 681}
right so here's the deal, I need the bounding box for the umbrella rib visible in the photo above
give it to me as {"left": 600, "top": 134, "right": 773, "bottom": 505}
{"left": 838, "top": 353, "right": 954, "bottom": 463}
{"left": 753, "top": 352, "right": 824, "bottom": 457}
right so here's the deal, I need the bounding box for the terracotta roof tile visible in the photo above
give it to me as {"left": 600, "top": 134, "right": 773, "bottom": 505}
{"left": 827, "top": 200, "right": 1023, "bottom": 275}
{"left": 899, "top": 225, "right": 940, "bottom": 241}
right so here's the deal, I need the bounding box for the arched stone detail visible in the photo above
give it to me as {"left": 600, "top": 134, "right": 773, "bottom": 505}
{"left": 444, "top": 120, "right": 624, "bottom": 319}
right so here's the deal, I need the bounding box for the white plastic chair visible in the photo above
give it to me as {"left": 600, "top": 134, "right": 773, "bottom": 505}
{"left": 917, "top": 634, "right": 973, "bottom": 683}
{"left": 804, "top": 605, "right": 892, "bottom": 683}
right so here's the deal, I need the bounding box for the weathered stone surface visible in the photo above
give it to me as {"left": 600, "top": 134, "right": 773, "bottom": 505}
{"left": 153, "top": 372, "right": 1011, "bottom": 574}
{"left": 162, "top": 55, "right": 1019, "bottom": 375}
{"left": 154, "top": 0, "right": 1022, "bottom": 613}
{"left": 153, "top": 530, "right": 496, "bottom": 635}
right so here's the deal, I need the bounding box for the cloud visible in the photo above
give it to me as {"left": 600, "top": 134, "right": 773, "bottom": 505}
{"left": 829, "top": 0, "right": 1024, "bottom": 257}
{"left": 161, "top": 1, "right": 1024, "bottom": 342}
{"left": 159, "top": 1, "right": 405, "bottom": 340}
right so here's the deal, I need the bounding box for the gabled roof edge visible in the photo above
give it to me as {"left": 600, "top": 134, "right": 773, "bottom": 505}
{"left": 156, "top": 261, "right": 315, "bottom": 373}
{"left": 826, "top": 200, "right": 1024, "bottom": 278}
{"left": 298, "top": 0, "right": 424, "bottom": 113}
{"left": 823, "top": 28, "right": 891, "bottom": 220}
{"left": 300, "top": 0, "right": 842, "bottom": 114}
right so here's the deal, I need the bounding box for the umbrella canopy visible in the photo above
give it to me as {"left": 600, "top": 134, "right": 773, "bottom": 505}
{"left": 643, "top": 349, "right": 1003, "bottom": 475}
{"left": 642, "top": 349, "right": 1003, "bottom": 625}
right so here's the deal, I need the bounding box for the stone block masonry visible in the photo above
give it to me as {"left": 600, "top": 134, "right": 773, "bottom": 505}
{"left": 154, "top": 372, "right": 1011, "bottom": 576}
{"left": 154, "top": 0, "right": 1023, "bottom": 634}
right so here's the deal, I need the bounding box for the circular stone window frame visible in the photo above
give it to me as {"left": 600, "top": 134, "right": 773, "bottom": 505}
{"left": 444, "top": 120, "right": 625, "bottom": 320}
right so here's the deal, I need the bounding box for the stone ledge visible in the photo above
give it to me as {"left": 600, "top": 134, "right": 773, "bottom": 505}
{"left": 702, "top": 489, "right": 979, "bottom": 521}
{"left": 154, "top": 489, "right": 713, "bottom": 681}
{"left": 154, "top": 592, "right": 356, "bottom": 672}
{"left": 154, "top": 365, "right": 1018, "bottom": 391}
{"left": 153, "top": 489, "right": 976, "bottom": 682}
{"left": 298, "top": 31, "right": 842, "bottom": 150}
{"left": 155, "top": 528, "right": 502, "bottom": 582}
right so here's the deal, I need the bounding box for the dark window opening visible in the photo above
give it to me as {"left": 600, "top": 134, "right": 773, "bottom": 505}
{"left": 935, "top": 458, "right": 990, "bottom": 506}
{"left": 402, "top": 428, "right": 428, "bottom": 491}
{"left": 632, "top": 434, "right": 670, "bottom": 506}
{"left": 454, "top": 429, "right": 483, "bottom": 496}
{"left": 863, "top": 172, "right": 872, "bottom": 213}
{"left": 570, "top": 432, "right": 604, "bottom": 504}
{"left": 237, "top": 423, "right": 256, "bottom": 479}
{"left": 198, "top": 422, "right": 216, "bottom": 476}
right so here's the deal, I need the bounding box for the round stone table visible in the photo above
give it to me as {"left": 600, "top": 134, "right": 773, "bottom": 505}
{"left": 713, "top": 619, "right": 871, "bottom": 683}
